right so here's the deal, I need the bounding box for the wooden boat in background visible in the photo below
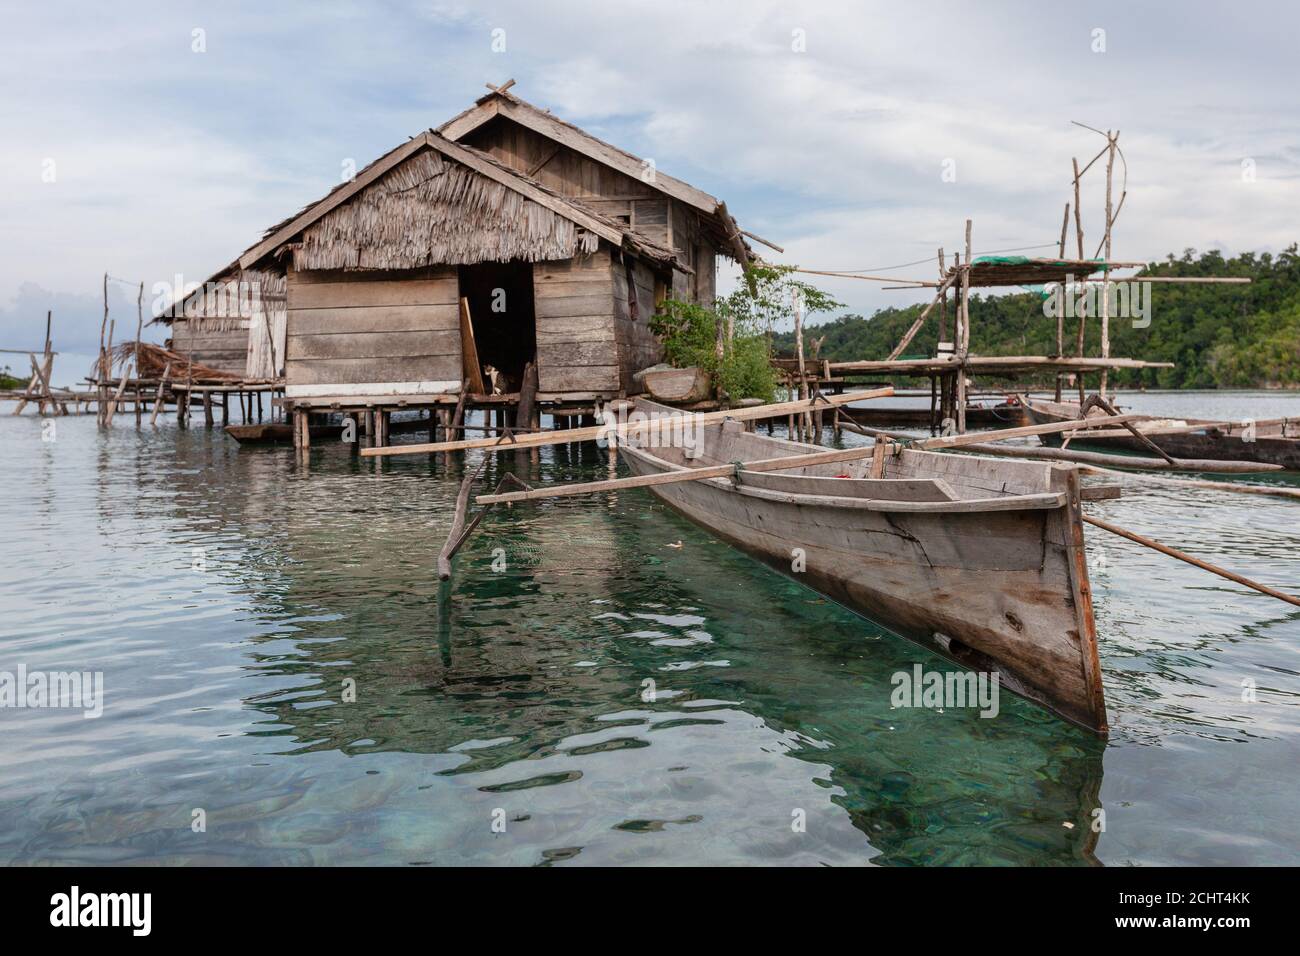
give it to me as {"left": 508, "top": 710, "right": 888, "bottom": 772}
{"left": 225, "top": 414, "right": 434, "bottom": 446}
{"left": 225, "top": 422, "right": 342, "bottom": 445}
{"left": 619, "top": 399, "right": 1109, "bottom": 734}
{"left": 1024, "top": 397, "right": 1300, "bottom": 470}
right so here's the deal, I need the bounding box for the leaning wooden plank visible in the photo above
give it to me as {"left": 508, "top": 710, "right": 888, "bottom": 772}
{"left": 362, "top": 387, "right": 897, "bottom": 457}
{"left": 458, "top": 297, "right": 487, "bottom": 395}
{"left": 886, "top": 275, "right": 956, "bottom": 360}
{"left": 1084, "top": 516, "right": 1300, "bottom": 608}
{"left": 149, "top": 362, "right": 172, "bottom": 426}
{"left": 104, "top": 374, "right": 129, "bottom": 424}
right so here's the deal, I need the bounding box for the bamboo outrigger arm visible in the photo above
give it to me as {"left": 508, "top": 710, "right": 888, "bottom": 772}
{"left": 361, "top": 387, "right": 898, "bottom": 458}
{"left": 475, "top": 412, "right": 1145, "bottom": 506}
{"left": 1084, "top": 516, "right": 1300, "bottom": 608}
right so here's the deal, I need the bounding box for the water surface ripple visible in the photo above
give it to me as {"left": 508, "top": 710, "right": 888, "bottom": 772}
{"left": 1, "top": 391, "right": 1297, "bottom": 865}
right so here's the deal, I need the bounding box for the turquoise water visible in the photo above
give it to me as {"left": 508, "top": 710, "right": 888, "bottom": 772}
{"left": 0, "top": 391, "right": 1297, "bottom": 865}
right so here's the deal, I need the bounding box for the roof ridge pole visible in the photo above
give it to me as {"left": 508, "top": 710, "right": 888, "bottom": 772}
{"left": 1099, "top": 131, "right": 1117, "bottom": 401}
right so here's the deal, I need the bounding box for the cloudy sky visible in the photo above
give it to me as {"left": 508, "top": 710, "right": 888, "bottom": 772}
{"left": 3, "top": 1, "right": 1297, "bottom": 380}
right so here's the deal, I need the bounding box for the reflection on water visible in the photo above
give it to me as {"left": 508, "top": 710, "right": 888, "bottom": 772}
{"left": 0, "top": 392, "right": 1297, "bottom": 865}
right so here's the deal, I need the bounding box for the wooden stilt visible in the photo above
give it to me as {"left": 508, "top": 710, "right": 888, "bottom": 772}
{"left": 150, "top": 363, "right": 171, "bottom": 427}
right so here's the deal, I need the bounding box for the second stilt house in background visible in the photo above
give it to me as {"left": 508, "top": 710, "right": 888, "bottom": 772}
{"left": 200, "top": 83, "right": 751, "bottom": 442}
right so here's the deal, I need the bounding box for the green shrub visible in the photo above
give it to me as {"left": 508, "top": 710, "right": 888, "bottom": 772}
{"left": 649, "top": 265, "right": 840, "bottom": 403}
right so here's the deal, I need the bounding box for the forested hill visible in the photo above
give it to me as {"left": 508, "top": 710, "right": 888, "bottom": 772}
{"left": 774, "top": 247, "right": 1300, "bottom": 388}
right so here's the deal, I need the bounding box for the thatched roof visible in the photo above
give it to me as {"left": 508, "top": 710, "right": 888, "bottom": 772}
{"left": 237, "top": 131, "right": 686, "bottom": 275}
{"left": 438, "top": 86, "right": 752, "bottom": 265}
{"left": 152, "top": 266, "right": 285, "bottom": 327}
{"left": 294, "top": 149, "right": 600, "bottom": 270}
{"left": 106, "top": 341, "right": 241, "bottom": 382}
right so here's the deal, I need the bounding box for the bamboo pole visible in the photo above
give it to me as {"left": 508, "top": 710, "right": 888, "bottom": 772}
{"left": 150, "top": 363, "right": 171, "bottom": 426}
{"left": 98, "top": 273, "right": 109, "bottom": 427}
{"left": 793, "top": 288, "right": 809, "bottom": 442}
{"left": 134, "top": 283, "right": 144, "bottom": 426}
{"left": 475, "top": 412, "right": 1146, "bottom": 506}
{"left": 1079, "top": 465, "right": 1300, "bottom": 501}
{"left": 1079, "top": 275, "right": 1251, "bottom": 285}
{"left": 887, "top": 274, "right": 957, "bottom": 361}
{"left": 1072, "top": 158, "right": 1084, "bottom": 259}
{"left": 479, "top": 443, "right": 906, "bottom": 506}
{"left": 1099, "top": 131, "right": 1116, "bottom": 400}
{"left": 956, "top": 220, "right": 972, "bottom": 433}
{"left": 1056, "top": 204, "right": 1069, "bottom": 402}
{"left": 791, "top": 268, "right": 937, "bottom": 287}
{"left": 1084, "top": 515, "right": 1300, "bottom": 608}
{"left": 936, "top": 248, "right": 947, "bottom": 345}
{"left": 362, "top": 387, "right": 896, "bottom": 458}
{"left": 838, "top": 421, "right": 1282, "bottom": 474}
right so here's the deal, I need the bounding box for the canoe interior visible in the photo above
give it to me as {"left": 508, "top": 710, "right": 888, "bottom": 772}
{"left": 619, "top": 399, "right": 1108, "bottom": 734}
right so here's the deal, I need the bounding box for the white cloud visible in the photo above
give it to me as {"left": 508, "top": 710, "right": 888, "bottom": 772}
{"left": 1, "top": 0, "right": 1296, "bottom": 348}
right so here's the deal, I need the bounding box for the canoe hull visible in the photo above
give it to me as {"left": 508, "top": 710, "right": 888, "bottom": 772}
{"left": 1026, "top": 400, "right": 1300, "bottom": 469}
{"left": 619, "top": 424, "right": 1107, "bottom": 734}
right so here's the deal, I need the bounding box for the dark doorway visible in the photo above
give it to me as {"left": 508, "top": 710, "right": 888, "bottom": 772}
{"left": 458, "top": 261, "right": 536, "bottom": 393}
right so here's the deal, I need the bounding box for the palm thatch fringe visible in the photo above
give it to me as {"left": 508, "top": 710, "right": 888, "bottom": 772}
{"left": 294, "top": 150, "right": 600, "bottom": 271}
{"left": 159, "top": 268, "right": 287, "bottom": 325}
{"left": 104, "top": 341, "right": 242, "bottom": 382}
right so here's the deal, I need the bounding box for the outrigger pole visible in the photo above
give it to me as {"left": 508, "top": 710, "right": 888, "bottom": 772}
{"left": 362, "top": 387, "right": 898, "bottom": 458}
{"left": 475, "top": 412, "right": 1145, "bottom": 506}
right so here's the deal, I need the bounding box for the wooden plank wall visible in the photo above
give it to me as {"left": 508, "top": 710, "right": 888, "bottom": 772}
{"left": 612, "top": 255, "right": 664, "bottom": 393}
{"left": 284, "top": 267, "right": 461, "bottom": 397}
{"left": 533, "top": 253, "right": 621, "bottom": 395}
{"left": 169, "top": 319, "right": 250, "bottom": 376}
{"left": 465, "top": 121, "right": 655, "bottom": 201}
{"left": 465, "top": 115, "right": 721, "bottom": 306}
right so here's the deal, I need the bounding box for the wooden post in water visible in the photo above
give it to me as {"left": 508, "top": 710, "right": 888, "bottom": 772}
{"left": 98, "top": 273, "right": 109, "bottom": 428}
{"left": 1056, "top": 203, "right": 1069, "bottom": 403}
{"left": 1072, "top": 156, "right": 1088, "bottom": 405}
{"left": 956, "top": 221, "right": 972, "bottom": 433}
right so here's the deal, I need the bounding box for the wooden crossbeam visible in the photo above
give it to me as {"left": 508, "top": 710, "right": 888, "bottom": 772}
{"left": 360, "top": 387, "right": 896, "bottom": 458}
{"left": 474, "top": 412, "right": 1144, "bottom": 505}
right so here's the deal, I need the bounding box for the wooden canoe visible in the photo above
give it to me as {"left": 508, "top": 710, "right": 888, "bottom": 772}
{"left": 225, "top": 415, "right": 436, "bottom": 446}
{"left": 619, "top": 399, "right": 1109, "bottom": 734}
{"left": 1024, "top": 397, "right": 1300, "bottom": 470}
{"left": 225, "top": 423, "right": 342, "bottom": 444}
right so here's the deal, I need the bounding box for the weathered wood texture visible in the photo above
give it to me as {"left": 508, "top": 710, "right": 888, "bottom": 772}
{"left": 169, "top": 319, "right": 250, "bottom": 377}
{"left": 533, "top": 253, "right": 620, "bottom": 394}
{"left": 620, "top": 410, "right": 1108, "bottom": 733}
{"left": 612, "top": 253, "right": 664, "bottom": 392}
{"left": 1026, "top": 398, "right": 1300, "bottom": 471}
{"left": 464, "top": 114, "right": 718, "bottom": 305}
{"left": 285, "top": 267, "right": 461, "bottom": 395}
{"left": 643, "top": 366, "right": 710, "bottom": 403}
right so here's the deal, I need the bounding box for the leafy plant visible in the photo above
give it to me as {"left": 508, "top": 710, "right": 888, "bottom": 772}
{"left": 650, "top": 265, "right": 840, "bottom": 402}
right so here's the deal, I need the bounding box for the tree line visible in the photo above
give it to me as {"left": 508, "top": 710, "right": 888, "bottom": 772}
{"left": 773, "top": 247, "right": 1300, "bottom": 388}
